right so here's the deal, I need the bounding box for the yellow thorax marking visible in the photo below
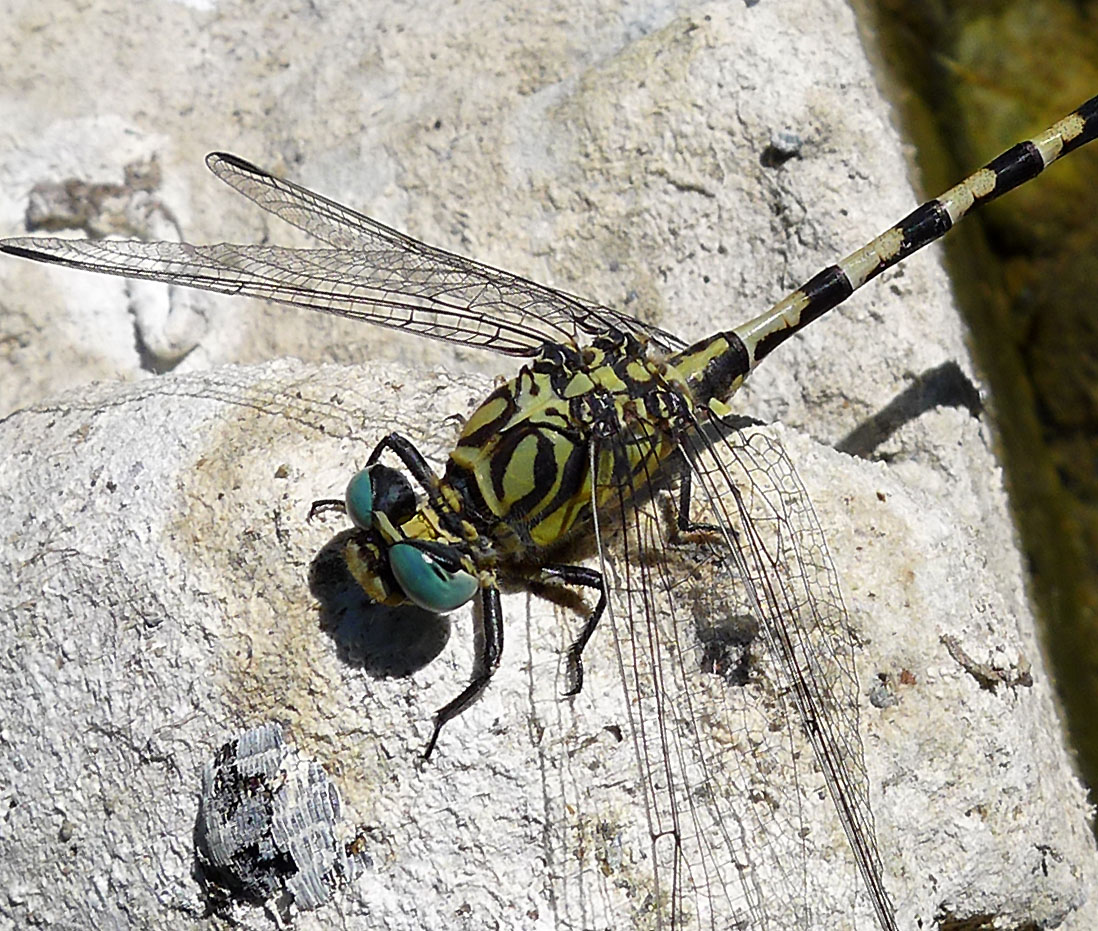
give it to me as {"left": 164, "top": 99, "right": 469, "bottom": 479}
{"left": 380, "top": 506, "right": 454, "bottom": 547}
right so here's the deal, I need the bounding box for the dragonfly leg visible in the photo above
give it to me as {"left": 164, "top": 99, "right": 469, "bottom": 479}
{"left": 423, "top": 580, "right": 504, "bottom": 760}
{"left": 307, "top": 497, "right": 345, "bottom": 521}
{"left": 540, "top": 564, "right": 607, "bottom": 696}
{"left": 671, "top": 468, "right": 725, "bottom": 538}
{"left": 310, "top": 432, "right": 441, "bottom": 521}
{"left": 366, "top": 432, "right": 439, "bottom": 493}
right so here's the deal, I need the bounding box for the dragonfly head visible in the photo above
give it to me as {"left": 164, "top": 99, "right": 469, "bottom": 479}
{"left": 342, "top": 463, "right": 479, "bottom": 613}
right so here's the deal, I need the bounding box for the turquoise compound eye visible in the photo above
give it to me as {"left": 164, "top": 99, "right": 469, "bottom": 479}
{"left": 345, "top": 464, "right": 417, "bottom": 531}
{"left": 389, "top": 543, "right": 478, "bottom": 613}
{"left": 344, "top": 468, "right": 375, "bottom": 530}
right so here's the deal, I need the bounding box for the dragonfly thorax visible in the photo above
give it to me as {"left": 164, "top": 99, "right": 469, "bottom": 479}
{"left": 441, "top": 331, "right": 701, "bottom": 559}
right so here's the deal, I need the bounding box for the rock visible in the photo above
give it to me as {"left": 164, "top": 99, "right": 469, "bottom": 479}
{"left": 1, "top": 0, "right": 1094, "bottom": 928}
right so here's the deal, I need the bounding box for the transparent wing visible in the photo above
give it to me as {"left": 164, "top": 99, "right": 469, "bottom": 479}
{"left": 579, "top": 416, "right": 895, "bottom": 929}
{"left": 0, "top": 360, "right": 375, "bottom": 444}
{"left": 682, "top": 419, "right": 896, "bottom": 929}
{"left": 1, "top": 152, "right": 687, "bottom": 358}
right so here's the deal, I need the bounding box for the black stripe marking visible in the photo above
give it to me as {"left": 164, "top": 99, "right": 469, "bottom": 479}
{"left": 487, "top": 429, "right": 528, "bottom": 505}
{"left": 456, "top": 386, "right": 516, "bottom": 449}
{"left": 519, "top": 428, "right": 589, "bottom": 527}
{"left": 531, "top": 433, "right": 560, "bottom": 496}
{"left": 753, "top": 265, "right": 852, "bottom": 364}
{"left": 895, "top": 200, "right": 952, "bottom": 261}
{"left": 984, "top": 141, "right": 1044, "bottom": 202}
{"left": 799, "top": 265, "right": 854, "bottom": 326}
{"left": 688, "top": 333, "right": 750, "bottom": 405}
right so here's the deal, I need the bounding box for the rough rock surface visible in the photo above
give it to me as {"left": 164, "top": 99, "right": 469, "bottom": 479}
{"left": 1, "top": 0, "right": 1094, "bottom": 929}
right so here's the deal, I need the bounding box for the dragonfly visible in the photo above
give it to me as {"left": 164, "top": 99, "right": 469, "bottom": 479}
{"left": 3, "top": 94, "right": 1095, "bottom": 930}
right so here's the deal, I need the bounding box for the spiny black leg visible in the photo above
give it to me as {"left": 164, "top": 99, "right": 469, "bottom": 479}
{"left": 423, "top": 582, "right": 503, "bottom": 760}
{"left": 367, "top": 433, "right": 438, "bottom": 493}
{"left": 540, "top": 563, "right": 607, "bottom": 697}
{"left": 672, "top": 468, "right": 723, "bottom": 538}
{"left": 307, "top": 498, "right": 345, "bottom": 521}
{"left": 312, "top": 431, "right": 439, "bottom": 522}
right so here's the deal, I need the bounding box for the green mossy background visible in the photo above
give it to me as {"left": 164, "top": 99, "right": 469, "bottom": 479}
{"left": 856, "top": 0, "right": 1098, "bottom": 800}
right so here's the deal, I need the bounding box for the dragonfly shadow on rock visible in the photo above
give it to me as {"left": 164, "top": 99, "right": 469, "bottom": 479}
{"left": 837, "top": 360, "right": 982, "bottom": 459}
{"left": 694, "top": 611, "right": 761, "bottom": 688}
{"left": 309, "top": 531, "right": 449, "bottom": 678}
